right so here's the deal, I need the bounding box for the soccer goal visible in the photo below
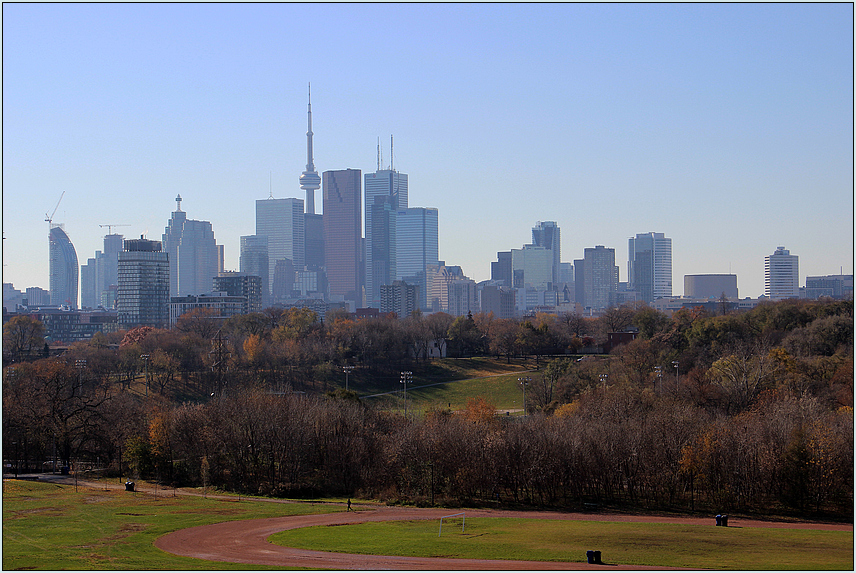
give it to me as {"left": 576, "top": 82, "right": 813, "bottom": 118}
{"left": 438, "top": 512, "right": 465, "bottom": 537}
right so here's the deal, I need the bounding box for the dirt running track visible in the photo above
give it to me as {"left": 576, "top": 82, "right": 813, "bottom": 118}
{"left": 154, "top": 506, "right": 852, "bottom": 570}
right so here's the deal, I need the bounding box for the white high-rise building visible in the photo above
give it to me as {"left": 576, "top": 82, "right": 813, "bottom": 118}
{"left": 256, "top": 197, "right": 305, "bottom": 295}
{"left": 396, "top": 207, "right": 438, "bottom": 310}
{"left": 628, "top": 232, "right": 672, "bottom": 303}
{"left": 765, "top": 246, "right": 799, "bottom": 300}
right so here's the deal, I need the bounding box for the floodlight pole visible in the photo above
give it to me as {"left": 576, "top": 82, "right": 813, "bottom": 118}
{"left": 140, "top": 354, "right": 150, "bottom": 396}
{"left": 400, "top": 371, "right": 413, "bottom": 418}
{"left": 518, "top": 377, "right": 531, "bottom": 417}
{"left": 343, "top": 365, "right": 355, "bottom": 392}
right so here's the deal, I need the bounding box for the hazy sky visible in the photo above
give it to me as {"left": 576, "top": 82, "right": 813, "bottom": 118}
{"left": 3, "top": 3, "right": 853, "bottom": 299}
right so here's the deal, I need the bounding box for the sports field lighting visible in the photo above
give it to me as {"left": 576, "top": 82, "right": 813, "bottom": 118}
{"left": 518, "top": 377, "right": 531, "bottom": 417}
{"left": 342, "top": 365, "right": 355, "bottom": 392}
{"left": 400, "top": 371, "right": 413, "bottom": 418}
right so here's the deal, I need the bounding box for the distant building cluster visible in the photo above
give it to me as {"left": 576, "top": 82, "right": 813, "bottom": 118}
{"left": 3, "top": 90, "right": 852, "bottom": 342}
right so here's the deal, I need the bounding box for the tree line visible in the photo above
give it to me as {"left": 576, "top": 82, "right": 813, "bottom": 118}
{"left": 3, "top": 298, "right": 852, "bottom": 517}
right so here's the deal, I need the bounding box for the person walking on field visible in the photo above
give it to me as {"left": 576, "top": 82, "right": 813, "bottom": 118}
{"left": 347, "top": 498, "right": 351, "bottom": 511}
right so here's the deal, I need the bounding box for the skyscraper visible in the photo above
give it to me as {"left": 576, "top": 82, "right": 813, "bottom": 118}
{"left": 323, "top": 169, "right": 361, "bottom": 303}
{"left": 299, "top": 84, "right": 321, "bottom": 215}
{"left": 367, "top": 195, "right": 397, "bottom": 307}
{"left": 162, "top": 195, "right": 220, "bottom": 298}
{"left": 396, "top": 207, "right": 439, "bottom": 310}
{"left": 491, "top": 251, "right": 513, "bottom": 285}
{"left": 365, "top": 162, "right": 407, "bottom": 308}
{"left": 49, "top": 225, "right": 79, "bottom": 308}
{"left": 576, "top": 245, "right": 619, "bottom": 311}
{"left": 765, "top": 246, "right": 799, "bottom": 300}
{"left": 80, "top": 252, "right": 103, "bottom": 309}
{"left": 256, "top": 197, "right": 305, "bottom": 295}
{"left": 511, "top": 244, "right": 553, "bottom": 290}
{"left": 117, "top": 237, "right": 169, "bottom": 327}
{"left": 628, "top": 232, "right": 672, "bottom": 303}
{"left": 532, "top": 221, "right": 560, "bottom": 285}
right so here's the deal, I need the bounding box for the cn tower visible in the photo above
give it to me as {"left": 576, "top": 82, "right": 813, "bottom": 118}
{"left": 299, "top": 83, "right": 321, "bottom": 214}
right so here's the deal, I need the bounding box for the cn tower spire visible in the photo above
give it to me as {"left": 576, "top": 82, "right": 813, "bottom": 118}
{"left": 299, "top": 83, "right": 321, "bottom": 214}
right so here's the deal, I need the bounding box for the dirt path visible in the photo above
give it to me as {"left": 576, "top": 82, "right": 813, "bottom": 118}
{"left": 154, "top": 505, "right": 852, "bottom": 570}
{"left": 20, "top": 475, "right": 851, "bottom": 570}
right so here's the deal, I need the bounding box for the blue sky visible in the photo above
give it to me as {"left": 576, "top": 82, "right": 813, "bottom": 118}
{"left": 3, "top": 3, "right": 853, "bottom": 299}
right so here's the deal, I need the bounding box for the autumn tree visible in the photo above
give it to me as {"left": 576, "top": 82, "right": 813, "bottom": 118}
{"left": 3, "top": 315, "right": 46, "bottom": 361}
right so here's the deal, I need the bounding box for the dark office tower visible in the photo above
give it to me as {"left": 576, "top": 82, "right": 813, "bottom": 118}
{"left": 365, "top": 156, "right": 408, "bottom": 307}
{"left": 323, "top": 169, "right": 361, "bottom": 303}
{"left": 240, "top": 235, "right": 269, "bottom": 305}
{"left": 272, "top": 259, "right": 296, "bottom": 303}
{"left": 491, "top": 251, "right": 513, "bottom": 286}
{"left": 532, "top": 221, "right": 561, "bottom": 285}
{"left": 49, "top": 225, "right": 79, "bottom": 308}
{"left": 162, "top": 195, "right": 220, "bottom": 297}
{"left": 117, "top": 237, "right": 169, "bottom": 327}
{"left": 304, "top": 213, "right": 324, "bottom": 270}
{"left": 299, "top": 84, "right": 321, "bottom": 215}
{"left": 367, "top": 195, "right": 397, "bottom": 308}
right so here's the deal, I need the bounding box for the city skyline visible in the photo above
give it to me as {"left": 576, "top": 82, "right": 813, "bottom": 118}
{"left": 3, "top": 3, "right": 853, "bottom": 299}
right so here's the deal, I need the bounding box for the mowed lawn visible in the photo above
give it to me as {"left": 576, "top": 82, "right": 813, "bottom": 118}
{"left": 2, "top": 479, "right": 340, "bottom": 570}
{"left": 270, "top": 516, "right": 854, "bottom": 570}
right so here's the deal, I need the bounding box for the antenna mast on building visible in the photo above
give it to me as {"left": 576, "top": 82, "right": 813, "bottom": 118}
{"left": 377, "top": 137, "right": 382, "bottom": 171}
{"left": 390, "top": 135, "right": 394, "bottom": 171}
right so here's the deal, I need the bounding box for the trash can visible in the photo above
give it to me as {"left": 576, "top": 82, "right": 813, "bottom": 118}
{"left": 125, "top": 481, "right": 135, "bottom": 492}
{"left": 715, "top": 514, "right": 722, "bottom": 526}
{"left": 594, "top": 550, "right": 602, "bottom": 564}
{"left": 721, "top": 515, "right": 728, "bottom": 527}
{"left": 586, "top": 550, "right": 595, "bottom": 564}
{"left": 61, "top": 466, "right": 70, "bottom": 475}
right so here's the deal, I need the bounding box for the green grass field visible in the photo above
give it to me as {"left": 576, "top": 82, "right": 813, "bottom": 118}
{"left": 6, "top": 478, "right": 851, "bottom": 570}
{"left": 2, "top": 479, "right": 340, "bottom": 570}
{"left": 270, "top": 517, "right": 854, "bottom": 570}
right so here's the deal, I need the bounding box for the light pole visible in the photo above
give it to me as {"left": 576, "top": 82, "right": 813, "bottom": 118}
{"left": 75, "top": 359, "right": 86, "bottom": 389}
{"left": 400, "top": 371, "right": 413, "bottom": 418}
{"left": 518, "top": 377, "right": 531, "bottom": 417}
{"left": 672, "top": 361, "right": 679, "bottom": 389}
{"left": 343, "top": 365, "right": 355, "bottom": 392}
{"left": 140, "top": 355, "right": 150, "bottom": 396}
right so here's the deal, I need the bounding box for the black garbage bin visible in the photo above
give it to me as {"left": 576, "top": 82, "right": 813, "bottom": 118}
{"left": 586, "top": 550, "right": 595, "bottom": 564}
{"left": 61, "top": 466, "right": 70, "bottom": 475}
{"left": 594, "top": 550, "right": 602, "bottom": 564}
{"left": 125, "top": 481, "right": 135, "bottom": 492}
{"left": 721, "top": 515, "right": 728, "bottom": 527}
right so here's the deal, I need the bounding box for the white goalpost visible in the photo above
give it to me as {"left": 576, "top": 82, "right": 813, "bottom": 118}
{"left": 438, "top": 512, "right": 465, "bottom": 537}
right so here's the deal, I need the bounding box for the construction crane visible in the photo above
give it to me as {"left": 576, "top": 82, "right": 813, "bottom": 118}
{"left": 99, "top": 224, "right": 130, "bottom": 235}
{"left": 45, "top": 191, "right": 65, "bottom": 228}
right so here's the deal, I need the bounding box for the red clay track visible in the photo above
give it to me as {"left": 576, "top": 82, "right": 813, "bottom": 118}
{"left": 154, "top": 505, "right": 852, "bottom": 570}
